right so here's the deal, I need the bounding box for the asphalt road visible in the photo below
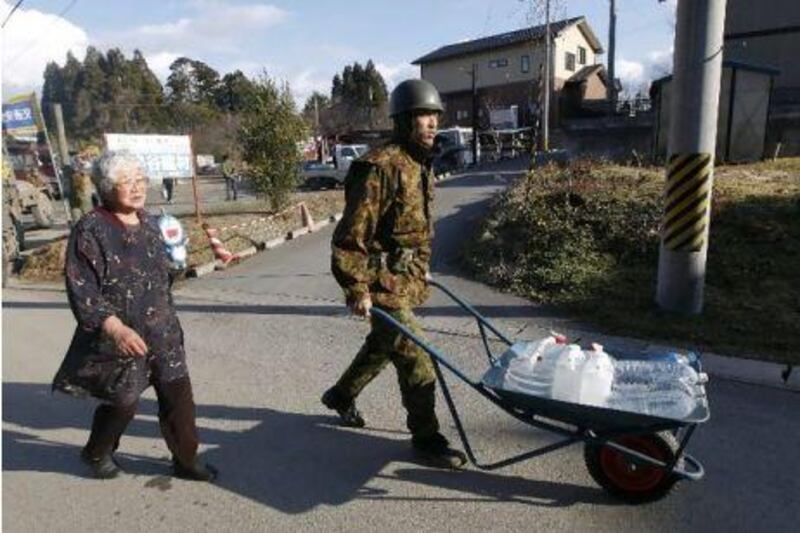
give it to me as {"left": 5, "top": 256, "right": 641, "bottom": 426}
{"left": 3, "top": 158, "right": 798, "bottom": 532}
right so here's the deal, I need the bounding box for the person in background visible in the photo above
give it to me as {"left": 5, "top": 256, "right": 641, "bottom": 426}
{"left": 221, "top": 154, "right": 239, "bottom": 201}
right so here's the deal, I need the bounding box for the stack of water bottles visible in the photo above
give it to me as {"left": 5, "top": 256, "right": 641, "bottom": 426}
{"left": 481, "top": 334, "right": 709, "bottom": 420}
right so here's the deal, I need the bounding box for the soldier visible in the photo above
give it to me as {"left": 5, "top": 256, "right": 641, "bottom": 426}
{"left": 221, "top": 154, "right": 239, "bottom": 201}
{"left": 322, "top": 79, "right": 467, "bottom": 469}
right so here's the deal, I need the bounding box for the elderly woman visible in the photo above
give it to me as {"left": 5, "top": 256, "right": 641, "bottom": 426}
{"left": 53, "top": 151, "right": 215, "bottom": 481}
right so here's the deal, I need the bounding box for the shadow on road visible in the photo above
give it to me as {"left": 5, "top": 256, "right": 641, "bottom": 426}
{"left": 2, "top": 300, "right": 560, "bottom": 321}
{"left": 3, "top": 382, "right": 611, "bottom": 512}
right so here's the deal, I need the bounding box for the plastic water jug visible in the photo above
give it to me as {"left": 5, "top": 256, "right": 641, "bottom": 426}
{"left": 578, "top": 344, "right": 615, "bottom": 406}
{"left": 550, "top": 345, "right": 586, "bottom": 402}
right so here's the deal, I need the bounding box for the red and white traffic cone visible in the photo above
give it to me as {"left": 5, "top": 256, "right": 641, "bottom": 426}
{"left": 299, "top": 202, "right": 315, "bottom": 232}
{"left": 202, "top": 223, "right": 236, "bottom": 265}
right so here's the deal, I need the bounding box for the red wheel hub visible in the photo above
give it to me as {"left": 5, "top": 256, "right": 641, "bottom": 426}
{"left": 599, "top": 435, "right": 668, "bottom": 492}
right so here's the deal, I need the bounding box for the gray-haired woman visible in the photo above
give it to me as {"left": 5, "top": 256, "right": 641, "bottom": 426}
{"left": 53, "top": 151, "right": 216, "bottom": 481}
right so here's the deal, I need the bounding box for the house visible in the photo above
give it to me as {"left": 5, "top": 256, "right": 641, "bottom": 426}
{"left": 412, "top": 16, "right": 605, "bottom": 129}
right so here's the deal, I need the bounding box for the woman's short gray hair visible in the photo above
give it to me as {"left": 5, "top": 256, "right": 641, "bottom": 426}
{"left": 92, "top": 151, "right": 146, "bottom": 200}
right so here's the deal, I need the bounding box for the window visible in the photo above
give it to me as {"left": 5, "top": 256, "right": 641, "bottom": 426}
{"left": 489, "top": 58, "right": 508, "bottom": 69}
{"left": 521, "top": 54, "right": 530, "bottom": 73}
{"left": 579, "top": 46, "right": 587, "bottom": 65}
{"left": 456, "top": 110, "right": 470, "bottom": 120}
{"left": 565, "top": 52, "right": 576, "bottom": 72}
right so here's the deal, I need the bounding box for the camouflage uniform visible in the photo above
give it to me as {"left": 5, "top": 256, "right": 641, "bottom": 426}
{"left": 330, "top": 140, "right": 439, "bottom": 438}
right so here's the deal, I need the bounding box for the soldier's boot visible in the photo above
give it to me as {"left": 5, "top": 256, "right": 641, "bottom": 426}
{"left": 321, "top": 387, "right": 366, "bottom": 428}
{"left": 81, "top": 448, "right": 123, "bottom": 479}
{"left": 412, "top": 432, "right": 467, "bottom": 470}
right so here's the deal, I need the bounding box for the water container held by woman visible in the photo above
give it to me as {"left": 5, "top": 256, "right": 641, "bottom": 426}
{"left": 578, "top": 344, "right": 615, "bottom": 406}
{"left": 550, "top": 345, "right": 586, "bottom": 402}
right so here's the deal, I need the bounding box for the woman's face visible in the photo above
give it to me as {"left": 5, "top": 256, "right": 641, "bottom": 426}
{"left": 109, "top": 167, "right": 148, "bottom": 213}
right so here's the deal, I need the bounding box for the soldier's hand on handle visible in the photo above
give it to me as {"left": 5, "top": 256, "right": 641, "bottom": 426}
{"left": 102, "top": 316, "right": 149, "bottom": 357}
{"left": 349, "top": 295, "right": 373, "bottom": 319}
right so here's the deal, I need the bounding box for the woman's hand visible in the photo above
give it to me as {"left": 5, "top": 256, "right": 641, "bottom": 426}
{"left": 102, "top": 316, "right": 148, "bottom": 357}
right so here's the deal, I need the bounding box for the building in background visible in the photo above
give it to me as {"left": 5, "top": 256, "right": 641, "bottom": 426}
{"left": 412, "top": 17, "right": 605, "bottom": 129}
{"left": 724, "top": 0, "right": 800, "bottom": 155}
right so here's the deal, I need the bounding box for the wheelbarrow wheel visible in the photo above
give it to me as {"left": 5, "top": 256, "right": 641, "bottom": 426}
{"left": 584, "top": 430, "right": 683, "bottom": 504}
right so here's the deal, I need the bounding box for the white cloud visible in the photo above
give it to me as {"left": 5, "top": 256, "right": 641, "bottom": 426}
{"left": 616, "top": 47, "right": 674, "bottom": 94}
{"left": 616, "top": 59, "right": 645, "bottom": 86}
{"left": 145, "top": 51, "right": 185, "bottom": 81}
{"left": 375, "top": 62, "right": 419, "bottom": 91}
{"left": 1, "top": 0, "right": 90, "bottom": 94}
{"left": 103, "top": 2, "right": 288, "bottom": 57}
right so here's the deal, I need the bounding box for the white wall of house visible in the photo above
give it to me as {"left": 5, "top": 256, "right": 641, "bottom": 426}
{"left": 553, "top": 24, "right": 599, "bottom": 84}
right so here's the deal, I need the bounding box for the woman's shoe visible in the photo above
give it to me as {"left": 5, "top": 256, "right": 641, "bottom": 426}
{"left": 81, "top": 449, "right": 122, "bottom": 479}
{"left": 173, "top": 459, "right": 218, "bottom": 482}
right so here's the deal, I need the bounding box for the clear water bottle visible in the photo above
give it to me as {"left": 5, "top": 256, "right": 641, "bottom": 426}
{"left": 551, "top": 345, "right": 586, "bottom": 402}
{"left": 483, "top": 337, "right": 564, "bottom": 397}
{"left": 609, "top": 358, "right": 707, "bottom": 418}
{"left": 578, "top": 344, "right": 615, "bottom": 407}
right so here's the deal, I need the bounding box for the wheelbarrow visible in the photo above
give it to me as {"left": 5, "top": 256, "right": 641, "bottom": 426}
{"left": 370, "top": 279, "right": 709, "bottom": 504}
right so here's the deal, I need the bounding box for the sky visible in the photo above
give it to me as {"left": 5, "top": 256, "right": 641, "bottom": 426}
{"left": 1, "top": 0, "right": 678, "bottom": 105}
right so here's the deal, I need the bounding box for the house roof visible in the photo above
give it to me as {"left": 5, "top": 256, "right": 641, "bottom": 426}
{"left": 566, "top": 64, "right": 606, "bottom": 84}
{"left": 412, "top": 16, "right": 603, "bottom": 65}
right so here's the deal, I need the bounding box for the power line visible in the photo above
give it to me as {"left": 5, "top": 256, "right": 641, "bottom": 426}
{"left": 2, "top": 0, "right": 25, "bottom": 28}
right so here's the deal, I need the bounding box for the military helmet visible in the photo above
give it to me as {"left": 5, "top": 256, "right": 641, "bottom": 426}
{"left": 389, "top": 79, "right": 444, "bottom": 117}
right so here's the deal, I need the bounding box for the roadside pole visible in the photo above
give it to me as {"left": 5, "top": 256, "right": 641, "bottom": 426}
{"left": 189, "top": 135, "right": 203, "bottom": 225}
{"left": 541, "top": 0, "right": 551, "bottom": 152}
{"left": 34, "top": 94, "right": 70, "bottom": 220}
{"left": 607, "top": 0, "right": 617, "bottom": 115}
{"left": 471, "top": 62, "right": 478, "bottom": 165}
{"left": 52, "top": 103, "right": 74, "bottom": 222}
{"left": 656, "top": 0, "right": 727, "bottom": 314}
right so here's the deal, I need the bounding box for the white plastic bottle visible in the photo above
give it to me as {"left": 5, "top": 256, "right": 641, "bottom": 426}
{"left": 550, "top": 345, "right": 586, "bottom": 402}
{"left": 578, "top": 344, "right": 615, "bottom": 407}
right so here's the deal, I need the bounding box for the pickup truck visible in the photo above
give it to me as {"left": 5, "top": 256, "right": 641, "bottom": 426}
{"left": 301, "top": 144, "right": 369, "bottom": 190}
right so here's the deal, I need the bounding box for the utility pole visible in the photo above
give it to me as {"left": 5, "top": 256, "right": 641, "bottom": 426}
{"left": 52, "top": 103, "right": 75, "bottom": 222}
{"left": 541, "top": 0, "right": 551, "bottom": 151}
{"left": 656, "top": 0, "right": 727, "bottom": 314}
{"left": 607, "top": 0, "right": 617, "bottom": 115}
{"left": 314, "top": 96, "right": 321, "bottom": 162}
{"left": 471, "top": 62, "right": 479, "bottom": 165}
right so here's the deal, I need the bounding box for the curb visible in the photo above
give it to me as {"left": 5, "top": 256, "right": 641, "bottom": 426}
{"left": 186, "top": 212, "right": 343, "bottom": 278}
{"left": 699, "top": 352, "right": 799, "bottom": 392}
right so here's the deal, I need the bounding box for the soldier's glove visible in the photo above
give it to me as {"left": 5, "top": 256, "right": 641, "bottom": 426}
{"left": 349, "top": 295, "right": 372, "bottom": 319}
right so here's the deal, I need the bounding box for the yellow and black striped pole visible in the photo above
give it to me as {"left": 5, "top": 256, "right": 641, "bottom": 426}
{"left": 656, "top": 0, "right": 726, "bottom": 314}
{"left": 661, "top": 153, "right": 712, "bottom": 252}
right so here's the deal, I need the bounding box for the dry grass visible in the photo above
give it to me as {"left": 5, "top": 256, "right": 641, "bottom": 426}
{"left": 464, "top": 158, "right": 800, "bottom": 364}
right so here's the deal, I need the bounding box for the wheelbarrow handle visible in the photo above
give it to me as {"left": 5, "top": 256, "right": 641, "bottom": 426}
{"left": 369, "top": 307, "right": 478, "bottom": 386}
{"left": 427, "top": 278, "right": 514, "bottom": 346}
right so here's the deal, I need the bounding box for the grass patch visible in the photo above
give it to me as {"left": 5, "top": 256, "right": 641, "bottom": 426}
{"left": 463, "top": 159, "right": 800, "bottom": 364}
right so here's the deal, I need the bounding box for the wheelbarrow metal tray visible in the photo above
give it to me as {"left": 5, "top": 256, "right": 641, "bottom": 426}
{"left": 487, "top": 386, "right": 710, "bottom": 432}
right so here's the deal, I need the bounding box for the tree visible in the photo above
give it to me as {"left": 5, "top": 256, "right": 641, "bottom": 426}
{"left": 324, "top": 60, "right": 390, "bottom": 133}
{"left": 238, "top": 73, "right": 307, "bottom": 210}
{"left": 216, "top": 70, "right": 258, "bottom": 112}
{"left": 302, "top": 91, "right": 330, "bottom": 128}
